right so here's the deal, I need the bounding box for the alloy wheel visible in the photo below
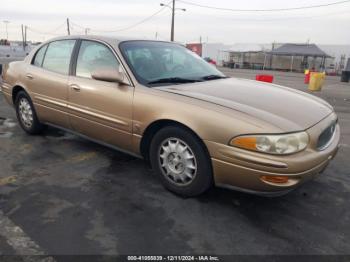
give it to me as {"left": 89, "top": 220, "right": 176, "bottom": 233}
{"left": 18, "top": 98, "right": 33, "bottom": 128}
{"left": 158, "top": 137, "right": 197, "bottom": 186}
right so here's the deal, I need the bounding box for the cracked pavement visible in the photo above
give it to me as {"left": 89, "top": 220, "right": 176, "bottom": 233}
{"left": 0, "top": 69, "right": 349, "bottom": 257}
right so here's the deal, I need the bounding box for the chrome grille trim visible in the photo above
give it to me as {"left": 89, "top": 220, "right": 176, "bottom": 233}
{"left": 317, "top": 121, "right": 337, "bottom": 151}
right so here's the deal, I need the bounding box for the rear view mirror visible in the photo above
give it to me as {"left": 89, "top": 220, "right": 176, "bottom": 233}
{"left": 91, "top": 69, "right": 125, "bottom": 83}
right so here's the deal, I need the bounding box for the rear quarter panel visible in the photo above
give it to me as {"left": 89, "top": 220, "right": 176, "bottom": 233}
{"left": 1, "top": 61, "right": 29, "bottom": 105}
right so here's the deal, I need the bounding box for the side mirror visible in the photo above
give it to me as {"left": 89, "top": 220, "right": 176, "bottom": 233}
{"left": 91, "top": 69, "right": 125, "bottom": 83}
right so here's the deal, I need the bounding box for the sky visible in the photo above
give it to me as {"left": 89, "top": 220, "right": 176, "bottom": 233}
{"left": 0, "top": 0, "right": 350, "bottom": 45}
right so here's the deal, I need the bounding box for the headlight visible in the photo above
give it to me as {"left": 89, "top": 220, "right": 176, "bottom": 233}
{"left": 230, "top": 132, "right": 309, "bottom": 155}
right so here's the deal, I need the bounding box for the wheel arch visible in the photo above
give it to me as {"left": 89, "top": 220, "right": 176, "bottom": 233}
{"left": 140, "top": 119, "right": 211, "bottom": 165}
{"left": 12, "top": 85, "right": 27, "bottom": 105}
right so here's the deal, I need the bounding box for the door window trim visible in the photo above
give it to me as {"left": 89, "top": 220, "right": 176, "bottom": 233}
{"left": 31, "top": 44, "right": 49, "bottom": 67}
{"left": 71, "top": 38, "right": 134, "bottom": 86}
{"left": 32, "top": 39, "right": 78, "bottom": 76}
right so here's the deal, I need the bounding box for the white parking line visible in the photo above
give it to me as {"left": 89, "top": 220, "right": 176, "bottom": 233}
{"left": 0, "top": 210, "right": 55, "bottom": 261}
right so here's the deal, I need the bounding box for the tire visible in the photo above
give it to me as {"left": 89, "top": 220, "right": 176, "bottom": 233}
{"left": 15, "top": 90, "right": 44, "bottom": 135}
{"left": 150, "top": 126, "right": 213, "bottom": 197}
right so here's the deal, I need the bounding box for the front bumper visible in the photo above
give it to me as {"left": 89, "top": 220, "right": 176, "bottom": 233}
{"left": 205, "top": 113, "right": 340, "bottom": 196}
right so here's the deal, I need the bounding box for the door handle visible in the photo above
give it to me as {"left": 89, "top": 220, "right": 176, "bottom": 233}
{"left": 70, "top": 84, "right": 81, "bottom": 92}
{"left": 26, "top": 74, "right": 34, "bottom": 80}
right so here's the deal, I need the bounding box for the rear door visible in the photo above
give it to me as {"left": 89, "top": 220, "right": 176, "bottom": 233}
{"left": 25, "top": 39, "right": 76, "bottom": 128}
{"left": 67, "top": 40, "right": 134, "bottom": 151}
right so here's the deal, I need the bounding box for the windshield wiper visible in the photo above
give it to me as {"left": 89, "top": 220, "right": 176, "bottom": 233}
{"left": 201, "top": 75, "right": 228, "bottom": 81}
{"left": 147, "top": 77, "right": 203, "bottom": 85}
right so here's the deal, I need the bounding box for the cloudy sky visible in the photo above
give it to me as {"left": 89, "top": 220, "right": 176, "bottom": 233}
{"left": 1, "top": 0, "right": 350, "bottom": 45}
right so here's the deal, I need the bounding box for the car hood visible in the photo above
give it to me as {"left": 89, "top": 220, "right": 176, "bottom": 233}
{"left": 155, "top": 78, "right": 333, "bottom": 132}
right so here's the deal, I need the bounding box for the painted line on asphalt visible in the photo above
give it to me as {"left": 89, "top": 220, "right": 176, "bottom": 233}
{"left": 0, "top": 210, "right": 55, "bottom": 261}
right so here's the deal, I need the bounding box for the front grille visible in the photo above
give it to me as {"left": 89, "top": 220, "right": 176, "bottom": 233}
{"left": 317, "top": 121, "right": 337, "bottom": 150}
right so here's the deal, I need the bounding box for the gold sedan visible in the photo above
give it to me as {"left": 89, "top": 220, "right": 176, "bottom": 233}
{"left": 1, "top": 36, "right": 340, "bottom": 196}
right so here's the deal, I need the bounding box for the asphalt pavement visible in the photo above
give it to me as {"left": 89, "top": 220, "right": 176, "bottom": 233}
{"left": 0, "top": 69, "right": 350, "bottom": 259}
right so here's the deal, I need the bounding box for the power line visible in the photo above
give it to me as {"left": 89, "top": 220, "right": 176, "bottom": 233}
{"left": 222, "top": 9, "right": 350, "bottom": 22}
{"left": 94, "top": 6, "right": 167, "bottom": 32}
{"left": 4, "top": 2, "right": 171, "bottom": 41}
{"left": 69, "top": 21, "right": 85, "bottom": 30}
{"left": 177, "top": 0, "right": 350, "bottom": 12}
{"left": 72, "top": 1, "right": 172, "bottom": 33}
{"left": 27, "top": 22, "right": 66, "bottom": 35}
{"left": 26, "top": 27, "right": 60, "bottom": 36}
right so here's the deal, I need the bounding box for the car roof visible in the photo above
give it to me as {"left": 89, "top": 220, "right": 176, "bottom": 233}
{"left": 25, "top": 35, "right": 183, "bottom": 64}
{"left": 45, "top": 35, "right": 174, "bottom": 45}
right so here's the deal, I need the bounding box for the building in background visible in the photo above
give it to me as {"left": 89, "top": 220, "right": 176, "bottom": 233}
{"left": 186, "top": 41, "right": 349, "bottom": 75}
{"left": 267, "top": 43, "right": 332, "bottom": 72}
{"left": 219, "top": 43, "right": 268, "bottom": 69}
{"left": 219, "top": 43, "right": 333, "bottom": 72}
{"left": 186, "top": 42, "right": 232, "bottom": 64}
{"left": 186, "top": 43, "right": 202, "bottom": 56}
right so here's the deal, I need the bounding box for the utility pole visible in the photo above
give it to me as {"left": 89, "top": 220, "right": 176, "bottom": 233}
{"left": 66, "top": 18, "right": 70, "bottom": 35}
{"left": 160, "top": 1, "right": 185, "bottom": 42}
{"left": 170, "top": 0, "right": 175, "bottom": 41}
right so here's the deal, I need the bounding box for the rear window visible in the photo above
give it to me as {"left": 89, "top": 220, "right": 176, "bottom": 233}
{"left": 42, "top": 40, "right": 76, "bottom": 75}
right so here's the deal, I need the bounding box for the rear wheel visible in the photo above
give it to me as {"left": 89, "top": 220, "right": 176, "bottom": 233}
{"left": 150, "top": 126, "right": 213, "bottom": 197}
{"left": 15, "top": 91, "right": 44, "bottom": 134}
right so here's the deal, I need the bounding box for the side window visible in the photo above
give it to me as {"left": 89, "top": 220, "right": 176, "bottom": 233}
{"left": 32, "top": 45, "right": 48, "bottom": 67}
{"left": 76, "top": 40, "right": 120, "bottom": 79}
{"left": 42, "top": 40, "right": 76, "bottom": 75}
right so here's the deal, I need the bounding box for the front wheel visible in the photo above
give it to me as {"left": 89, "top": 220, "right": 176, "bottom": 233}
{"left": 150, "top": 126, "right": 213, "bottom": 197}
{"left": 15, "top": 91, "right": 44, "bottom": 135}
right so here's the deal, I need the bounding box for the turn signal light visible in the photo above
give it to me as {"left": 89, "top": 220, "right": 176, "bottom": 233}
{"left": 231, "top": 137, "right": 257, "bottom": 150}
{"left": 260, "top": 175, "right": 289, "bottom": 184}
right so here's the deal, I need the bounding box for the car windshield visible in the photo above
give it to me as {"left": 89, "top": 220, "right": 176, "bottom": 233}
{"left": 119, "top": 40, "right": 226, "bottom": 87}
